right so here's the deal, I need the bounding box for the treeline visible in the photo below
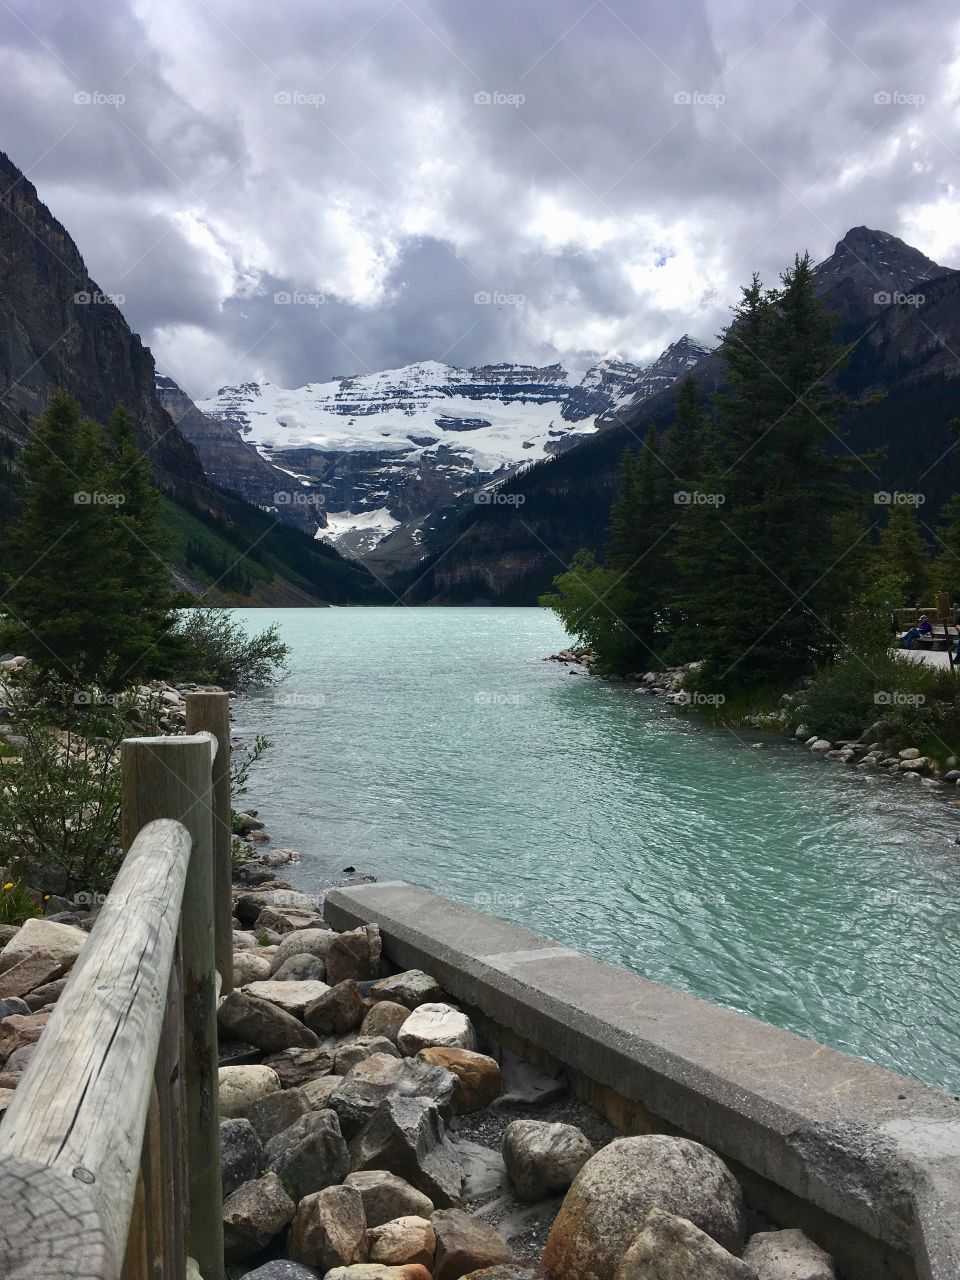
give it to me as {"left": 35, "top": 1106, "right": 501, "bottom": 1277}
{"left": 542, "top": 254, "right": 960, "bottom": 698}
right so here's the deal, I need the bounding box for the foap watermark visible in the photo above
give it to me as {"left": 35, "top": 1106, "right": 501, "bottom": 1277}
{"left": 874, "top": 290, "right": 924, "bottom": 308}
{"left": 475, "top": 490, "right": 525, "bottom": 506}
{"left": 473, "top": 90, "right": 525, "bottom": 108}
{"left": 674, "top": 690, "right": 726, "bottom": 708}
{"left": 72, "top": 891, "right": 109, "bottom": 906}
{"left": 273, "top": 690, "right": 325, "bottom": 709}
{"left": 474, "top": 890, "right": 526, "bottom": 910}
{"left": 673, "top": 90, "right": 725, "bottom": 107}
{"left": 274, "top": 90, "right": 326, "bottom": 107}
{"left": 673, "top": 888, "right": 728, "bottom": 909}
{"left": 874, "top": 691, "right": 926, "bottom": 707}
{"left": 674, "top": 490, "right": 725, "bottom": 506}
{"left": 73, "top": 690, "right": 124, "bottom": 707}
{"left": 274, "top": 490, "right": 323, "bottom": 506}
{"left": 73, "top": 491, "right": 125, "bottom": 506}
{"left": 274, "top": 290, "right": 326, "bottom": 307}
{"left": 874, "top": 490, "right": 925, "bottom": 506}
{"left": 873, "top": 90, "right": 925, "bottom": 107}
{"left": 474, "top": 691, "right": 527, "bottom": 707}
{"left": 74, "top": 290, "right": 125, "bottom": 306}
{"left": 73, "top": 90, "right": 125, "bottom": 108}
{"left": 474, "top": 290, "right": 525, "bottom": 306}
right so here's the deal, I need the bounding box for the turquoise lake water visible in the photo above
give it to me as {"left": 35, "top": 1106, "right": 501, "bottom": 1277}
{"left": 232, "top": 606, "right": 960, "bottom": 1093}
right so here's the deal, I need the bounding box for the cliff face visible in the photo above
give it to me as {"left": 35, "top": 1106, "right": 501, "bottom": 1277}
{"left": 0, "top": 151, "right": 208, "bottom": 500}
{"left": 154, "top": 374, "right": 326, "bottom": 535}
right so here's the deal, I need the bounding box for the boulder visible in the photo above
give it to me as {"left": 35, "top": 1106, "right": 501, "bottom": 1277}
{"left": 0, "top": 998, "right": 29, "bottom": 1020}
{"left": 218, "top": 990, "right": 319, "bottom": 1052}
{"left": 326, "top": 925, "right": 382, "bottom": 985}
{"left": 345, "top": 1170, "right": 435, "bottom": 1228}
{"left": 0, "top": 949, "right": 69, "bottom": 998}
{"left": 236, "top": 1262, "right": 321, "bottom": 1280}
{"left": 370, "top": 971, "right": 443, "bottom": 1009}
{"left": 219, "top": 1118, "right": 263, "bottom": 1198}
{"left": 335, "top": 1036, "right": 401, "bottom": 1076}
{"left": 417, "top": 1048, "right": 501, "bottom": 1114}
{"left": 222, "top": 1172, "right": 295, "bottom": 1261}
{"left": 268, "top": 926, "right": 336, "bottom": 975}
{"left": 431, "top": 1209, "right": 510, "bottom": 1280}
{"left": 232, "top": 951, "right": 274, "bottom": 985}
{"left": 25, "top": 978, "right": 68, "bottom": 1011}
{"left": 304, "top": 980, "right": 366, "bottom": 1035}
{"left": 542, "top": 1137, "right": 745, "bottom": 1279}
{"left": 502, "top": 1120, "right": 594, "bottom": 1202}
{"left": 324, "top": 1267, "right": 431, "bottom": 1280}
{"left": 330, "top": 1053, "right": 458, "bottom": 1138}
{"left": 397, "top": 1004, "right": 477, "bottom": 1055}
{"left": 615, "top": 1209, "right": 757, "bottom": 1279}
{"left": 218, "top": 1065, "right": 281, "bottom": 1119}
{"left": 256, "top": 905, "right": 325, "bottom": 935}
{"left": 288, "top": 1184, "right": 368, "bottom": 1272}
{"left": 349, "top": 1096, "right": 464, "bottom": 1208}
{"left": 242, "top": 979, "right": 331, "bottom": 1018}
{"left": 361, "top": 1000, "right": 412, "bottom": 1045}
{"left": 247, "top": 1085, "right": 312, "bottom": 1143}
{"left": 0, "top": 1010, "right": 52, "bottom": 1060}
{"left": 0, "top": 918, "right": 87, "bottom": 974}
{"left": 262, "top": 1045, "right": 334, "bottom": 1088}
{"left": 263, "top": 1108, "right": 351, "bottom": 1199}
{"left": 235, "top": 889, "right": 319, "bottom": 925}
{"left": 367, "top": 1215, "right": 435, "bottom": 1268}
{"left": 273, "top": 953, "right": 327, "bottom": 982}
{"left": 302, "top": 1075, "right": 342, "bottom": 1110}
{"left": 233, "top": 929, "right": 260, "bottom": 950}
{"left": 742, "top": 1229, "right": 837, "bottom": 1279}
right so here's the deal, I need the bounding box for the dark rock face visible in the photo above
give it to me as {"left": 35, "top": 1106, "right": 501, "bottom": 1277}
{"left": 219, "top": 1118, "right": 264, "bottom": 1198}
{"left": 263, "top": 1109, "right": 352, "bottom": 1200}
{"left": 155, "top": 373, "right": 325, "bottom": 535}
{"left": 348, "top": 1095, "right": 464, "bottom": 1208}
{"left": 0, "top": 150, "right": 206, "bottom": 497}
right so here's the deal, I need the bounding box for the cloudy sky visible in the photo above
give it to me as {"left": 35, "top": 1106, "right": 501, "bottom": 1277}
{"left": 2, "top": 0, "right": 958, "bottom": 398}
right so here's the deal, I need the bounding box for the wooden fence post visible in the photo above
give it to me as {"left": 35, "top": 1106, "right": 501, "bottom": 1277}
{"left": 122, "top": 737, "right": 225, "bottom": 1280}
{"left": 186, "top": 692, "right": 234, "bottom": 994}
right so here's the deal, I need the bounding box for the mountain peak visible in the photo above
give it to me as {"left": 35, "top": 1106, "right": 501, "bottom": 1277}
{"left": 815, "top": 227, "right": 947, "bottom": 295}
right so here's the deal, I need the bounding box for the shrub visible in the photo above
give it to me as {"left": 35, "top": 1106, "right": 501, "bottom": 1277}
{"left": 0, "top": 675, "right": 159, "bottom": 895}
{"left": 169, "top": 609, "right": 289, "bottom": 689}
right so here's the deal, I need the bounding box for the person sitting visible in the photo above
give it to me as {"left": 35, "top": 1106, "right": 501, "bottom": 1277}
{"left": 902, "top": 615, "right": 933, "bottom": 648}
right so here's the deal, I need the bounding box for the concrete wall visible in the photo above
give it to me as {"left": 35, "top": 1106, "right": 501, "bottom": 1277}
{"left": 326, "top": 881, "right": 960, "bottom": 1280}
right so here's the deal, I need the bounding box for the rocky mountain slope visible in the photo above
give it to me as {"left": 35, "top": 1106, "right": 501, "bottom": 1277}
{"left": 0, "top": 149, "right": 376, "bottom": 606}
{"left": 198, "top": 338, "right": 709, "bottom": 565}
{"left": 405, "top": 227, "right": 960, "bottom": 604}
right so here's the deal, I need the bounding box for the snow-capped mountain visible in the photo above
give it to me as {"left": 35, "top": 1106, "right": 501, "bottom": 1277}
{"left": 197, "top": 337, "right": 711, "bottom": 563}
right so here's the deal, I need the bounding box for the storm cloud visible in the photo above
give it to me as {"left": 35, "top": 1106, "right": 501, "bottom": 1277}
{"left": 2, "top": 0, "right": 957, "bottom": 397}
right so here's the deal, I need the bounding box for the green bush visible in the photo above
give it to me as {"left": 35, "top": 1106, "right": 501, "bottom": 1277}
{"left": 795, "top": 650, "right": 960, "bottom": 758}
{"left": 170, "top": 608, "right": 289, "bottom": 689}
{"left": 0, "top": 675, "right": 159, "bottom": 894}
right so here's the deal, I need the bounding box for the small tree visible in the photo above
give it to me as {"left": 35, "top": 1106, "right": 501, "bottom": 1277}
{"left": 877, "top": 503, "right": 930, "bottom": 603}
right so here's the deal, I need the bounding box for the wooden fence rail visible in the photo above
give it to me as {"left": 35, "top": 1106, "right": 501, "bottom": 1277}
{"left": 0, "top": 691, "right": 233, "bottom": 1280}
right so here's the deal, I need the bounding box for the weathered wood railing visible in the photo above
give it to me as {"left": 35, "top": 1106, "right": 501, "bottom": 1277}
{"left": 0, "top": 691, "right": 234, "bottom": 1280}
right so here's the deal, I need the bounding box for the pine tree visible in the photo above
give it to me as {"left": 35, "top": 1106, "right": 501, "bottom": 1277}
{"left": 1, "top": 394, "right": 177, "bottom": 686}
{"left": 878, "top": 503, "right": 931, "bottom": 603}
{"left": 675, "top": 256, "right": 864, "bottom": 692}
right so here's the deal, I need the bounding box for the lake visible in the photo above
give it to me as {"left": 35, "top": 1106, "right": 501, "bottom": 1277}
{"left": 233, "top": 606, "right": 960, "bottom": 1093}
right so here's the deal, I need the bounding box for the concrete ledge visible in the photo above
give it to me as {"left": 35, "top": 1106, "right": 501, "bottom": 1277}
{"left": 326, "top": 881, "right": 960, "bottom": 1280}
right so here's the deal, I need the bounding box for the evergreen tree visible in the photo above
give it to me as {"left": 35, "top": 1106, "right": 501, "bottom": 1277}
{"left": 674, "top": 256, "right": 864, "bottom": 692}
{"left": 1, "top": 393, "right": 177, "bottom": 686}
{"left": 877, "top": 503, "right": 931, "bottom": 603}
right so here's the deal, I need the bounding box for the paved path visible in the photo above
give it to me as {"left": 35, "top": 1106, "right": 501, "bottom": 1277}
{"left": 894, "top": 647, "right": 953, "bottom": 668}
